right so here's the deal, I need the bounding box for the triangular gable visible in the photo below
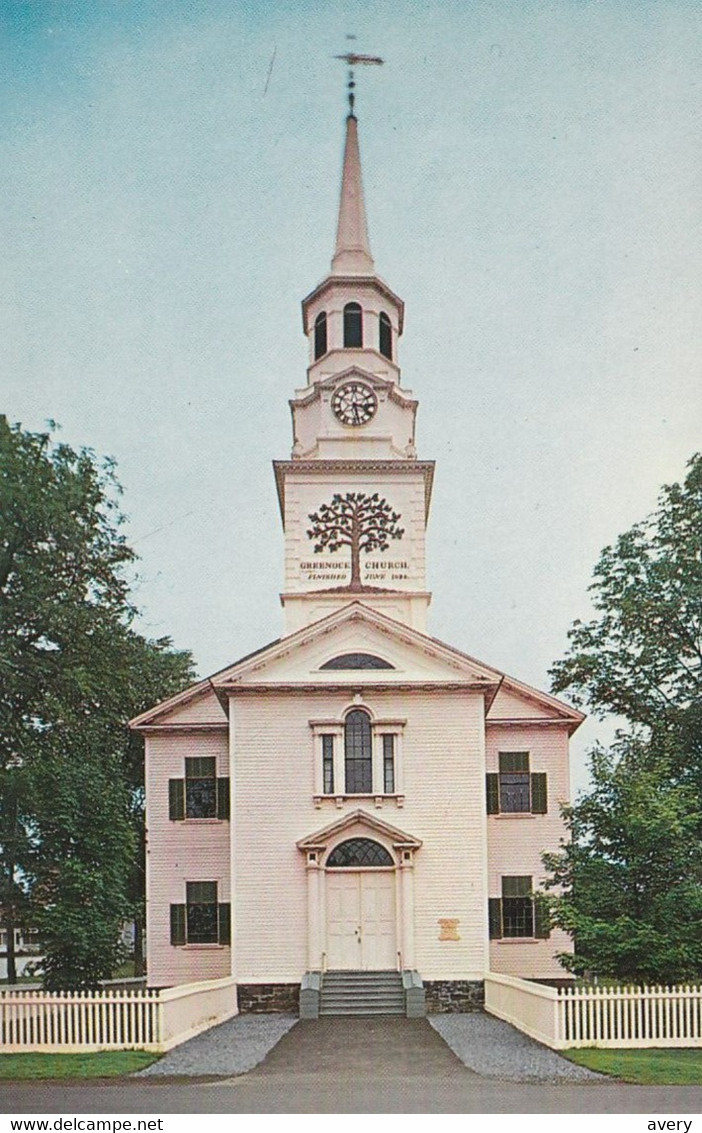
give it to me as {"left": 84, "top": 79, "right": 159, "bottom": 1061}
{"left": 314, "top": 367, "right": 417, "bottom": 409}
{"left": 297, "top": 808, "right": 422, "bottom": 852}
{"left": 211, "top": 602, "right": 502, "bottom": 691}
{"left": 487, "top": 678, "right": 585, "bottom": 733}
{"left": 130, "top": 602, "right": 583, "bottom": 733}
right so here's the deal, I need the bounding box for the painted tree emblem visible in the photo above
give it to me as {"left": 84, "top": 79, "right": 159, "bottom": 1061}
{"left": 307, "top": 492, "right": 405, "bottom": 590}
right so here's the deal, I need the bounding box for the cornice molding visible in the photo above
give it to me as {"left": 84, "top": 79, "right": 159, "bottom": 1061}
{"left": 273, "top": 459, "right": 435, "bottom": 521}
{"left": 301, "top": 275, "right": 405, "bottom": 333}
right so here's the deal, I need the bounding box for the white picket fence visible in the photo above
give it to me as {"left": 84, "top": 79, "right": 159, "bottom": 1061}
{"left": 0, "top": 975, "right": 238, "bottom": 1053}
{"left": 485, "top": 972, "right": 702, "bottom": 1048}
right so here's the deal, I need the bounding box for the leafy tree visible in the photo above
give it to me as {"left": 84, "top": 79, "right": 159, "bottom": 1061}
{"left": 307, "top": 491, "right": 404, "bottom": 590}
{"left": 0, "top": 417, "right": 194, "bottom": 986}
{"left": 550, "top": 453, "right": 702, "bottom": 731}
{"left": 543, "top": 735, "right": 702, "bottom": 984}
{"left": 545, "top": 454, "right": 702, "bottom": 983}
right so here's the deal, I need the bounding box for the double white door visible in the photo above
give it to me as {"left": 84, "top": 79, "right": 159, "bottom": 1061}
{"left": 326, "top": 871, "right": 396, "bottom": 970}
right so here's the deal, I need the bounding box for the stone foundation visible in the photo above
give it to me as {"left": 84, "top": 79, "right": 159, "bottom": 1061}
{"left": 424, "top": 979, "right": 484, "bottom": 1013}
{"left": 237, "top": 983, "right": 300, "bottom": 1013}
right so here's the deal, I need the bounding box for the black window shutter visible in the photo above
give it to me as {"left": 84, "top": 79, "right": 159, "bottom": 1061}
{"left": 486, "top": 773, "right": 499, "bottom": 815}
{"left": 218, "top": 903, "right": 231, "bottom": 945}
{"left": 170, "top": 904, "right": 186, "bottom": 946}
{"left": 531, "top": 773, "right": 548, "bottom": 814}
{"left": 488, "top": 898, "right": 502, "bottom": 939}
{"left": 217, "top": 777, "right": 230, "bottom": 820}
{"left": 534, "top": 895, "right": 551, "bottom": 939}
{"left": 169, "top": 779, "right": 185, "bottom": 821}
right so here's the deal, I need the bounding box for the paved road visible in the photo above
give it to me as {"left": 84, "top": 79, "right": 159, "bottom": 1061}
{"left": 3, "top": 1074, "right": 702, "bottom": 1113}
{"left": 2, "top": 1018, "right": 702, "bottom": 1113}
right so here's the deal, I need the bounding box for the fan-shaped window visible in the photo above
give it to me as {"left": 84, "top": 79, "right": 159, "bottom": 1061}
{"left": 327, "top": 838, "right": 394, "bottom": 868}
{"left": 321, "top": 653, "right": 394, "bottom": 670}
{"left": 345, "top": 709, "right": 372, "bottom": 793}
{"left": 314, "top": 311, "right": 327, "bottom": 360}
{"left": 343, "top": 302, "right": 363, "bottom": 348}
{"left": 379, "top": 311, "right": 392, "bottom": 360}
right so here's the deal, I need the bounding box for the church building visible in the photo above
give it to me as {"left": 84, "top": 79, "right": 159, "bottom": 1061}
{"left": 130, "top": 100, "right": 583, "bottom": 1014}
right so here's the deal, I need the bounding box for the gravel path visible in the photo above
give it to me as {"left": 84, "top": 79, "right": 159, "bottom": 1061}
{"left": 136, "top": 1014, "right": 297, "bottom": 1077}
{"left": 430, "top": 1013, "right": 605, "bottom": 1082}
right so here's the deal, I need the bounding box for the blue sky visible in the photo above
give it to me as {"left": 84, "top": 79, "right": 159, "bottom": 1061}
{"left": 3, "top": 1, "right": 701, "bottom": 791}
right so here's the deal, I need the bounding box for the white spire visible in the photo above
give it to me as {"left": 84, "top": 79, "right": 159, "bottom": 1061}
{"left": 331, "top": 113, "right": 375, "bottom": 276}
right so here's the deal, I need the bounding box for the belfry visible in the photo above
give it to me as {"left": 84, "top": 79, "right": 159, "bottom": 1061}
{"left": 132, "top": 94, "right": 583, "bottom": 1013}
{"left": 277, "top": 107, "right": 432, "bottom": 634}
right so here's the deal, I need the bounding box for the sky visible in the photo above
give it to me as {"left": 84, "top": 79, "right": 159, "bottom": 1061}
{"left": 2, "top": 0, "right": 700, "bottom": 793}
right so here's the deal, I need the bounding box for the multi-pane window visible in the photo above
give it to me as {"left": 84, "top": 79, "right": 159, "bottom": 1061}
{"left": 499, "top": 752, "right": 531, "bottom": 813}
{"left": 488, "top": 876, "right": 550, "bottom": 940}
{"left": 186, "top": 881, "right": 218, "bottom": 943}
{"left": 322, "top": 735, "right": 335, "bottom": 794}
{"left": 382, "top": 734, "right": 395, "bottom": 794}
{"left": 379, "top": 311, "right": 392, "bottom": 359}
{"left": 316, "top": 717, "right": 400, "bottom": 797}
{"left": 343, "top": 302, "right": 363, "bottom": 348}
{"left": 186, "top": 757, "right": 217, "bottom": 818}
{"left": 344, "top": 709, "right": 372, "bottom": 793}
{"left": 169, "top": 761, "right": 230, "bottom": 821}
{"left": 170, "top": 882, "right": 231, "bottom": 946}
{"left": 501, "top": 876, "right": 534, "bottom": 937}
{"left": 314, "top": 311, "right": 327, "bottom": 359}
{"left": 327, "top": 838, "right": 394, "bottom": 867}
{"left": 485, "top": 753, "right": 547, "bottom": 816}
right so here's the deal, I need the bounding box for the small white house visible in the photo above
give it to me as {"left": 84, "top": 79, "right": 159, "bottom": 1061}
{"left": 131, "top": 108, "right": 583, "bottom": 1013}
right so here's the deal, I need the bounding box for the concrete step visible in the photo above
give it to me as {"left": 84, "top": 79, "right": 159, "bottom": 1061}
{"left": 321, "top": 992, "right": 403, "bottom": 1001}
{"left": 319, "top": 1008, "right": 405, "bottom": 1016}
{"left": 319, "top": 970, "right": 405, "bottom": 1017}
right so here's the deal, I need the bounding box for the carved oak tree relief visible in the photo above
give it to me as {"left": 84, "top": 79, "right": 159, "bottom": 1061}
{"left": 307, "top": 492, "right": 405, "bottom": 591}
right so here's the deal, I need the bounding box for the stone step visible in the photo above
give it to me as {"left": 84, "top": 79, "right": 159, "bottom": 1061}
{"left": 319, "top": 969, "right": 405, "bottom": 1016}
{"left": 319, "top": 1004, "right": 405, "bottom": 1016}
{"left": 321, "top": 993, "right": 405, "bottom": 1005}
{"left": 323, "top": 972, "right": 402, "bottom": 984}
{"left": 321, "top": 978, "right": 400, "bottom": 987}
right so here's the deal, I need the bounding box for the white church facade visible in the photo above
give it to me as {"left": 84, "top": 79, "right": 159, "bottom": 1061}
{"left": 131, "top": 106, "right": 583, "bottom": 1014}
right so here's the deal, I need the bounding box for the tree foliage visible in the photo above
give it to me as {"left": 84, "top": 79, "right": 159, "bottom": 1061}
{"left": 0, "top": 418, "right": 194, "bottom": 986}
{"left": 550, "top": 453, "right": 702, "bottom": 729}
{"left": 307, "top": 491, "right": 404, "bottom": 589}
{"left": 545, "top": 454, "right": 702, "bottom": 983}
{"left": 543, "top": 736, "right": 702, "bottom": 984}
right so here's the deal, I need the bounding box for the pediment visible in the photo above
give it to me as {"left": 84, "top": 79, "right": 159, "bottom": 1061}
{"left": 293, "top": 366, "right": 416, "bottom": 409}
{"left": 297, "top": 808, "right": 422, "bottom": 853}
{"left": 210, "top": 602, "right": 502, "bottom": 692}
{"left": 131, "top": 603, "right": 584, "bottom": 732}
{"left": 487, "top": 680, "right": 584, "bottom": 730}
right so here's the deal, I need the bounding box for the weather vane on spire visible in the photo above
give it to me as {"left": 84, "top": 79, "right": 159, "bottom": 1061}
{"left": 334, "top": 35, "right": 383, "bottom": 115}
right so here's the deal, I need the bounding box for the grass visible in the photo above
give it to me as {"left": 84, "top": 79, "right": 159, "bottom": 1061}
{"left": 0, "top": 1051, "right": 159, "bottom": 1080}
{"left": 563, "top": 1047, "right": 702, "bottom": 1085}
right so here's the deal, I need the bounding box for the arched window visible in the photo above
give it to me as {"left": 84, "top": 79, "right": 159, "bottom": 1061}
{"left": 314, "top": 311, "right": 327, "bottom": 360}
{"left": 320, "top": 653, "right": 394, "bottom": 670}
{"left": 379, "top": 311, "right": 392, "bottom": 360}
{"left": 345, "top": 709, "right": 372, "bottom": 793}
{"left": 327, "top": 838, "right": 394, "bottom": 868}
{"left": 343, "top": 302, "right": 363, "bottom": 348}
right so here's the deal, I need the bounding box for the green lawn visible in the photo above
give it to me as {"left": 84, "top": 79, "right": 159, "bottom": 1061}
{"left": 563, "top": 1047, "right": 702, "bottom": 1085}
{"left": 0, "top": 1051, "right": 159, "bottom": 1080}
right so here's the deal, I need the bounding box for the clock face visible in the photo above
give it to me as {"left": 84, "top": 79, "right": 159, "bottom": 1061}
{"left": 331, "top": 381, "right": 378, "bottom": 426}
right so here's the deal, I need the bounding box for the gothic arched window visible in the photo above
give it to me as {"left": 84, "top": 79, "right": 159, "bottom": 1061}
{"left": 344, "top": 709, "right": 372, "bottom": 793}
{"left": 327, "top": 838, "right": 394, "bottom": 868}
{"left": 343, "top": 302, "right": 363, "bottom": 348}
{"left": 314, "top": 311, "right": 327, "bottom": 360}
{"left": 379, "top": 311, "right": 392, "bottom": 360}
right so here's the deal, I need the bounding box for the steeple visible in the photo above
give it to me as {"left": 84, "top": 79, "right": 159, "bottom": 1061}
{"left": 275, "top": 93, "right": 433, "bottom": 635}
{"left": 331, "top": 113, "right": 375, "bottom": 276}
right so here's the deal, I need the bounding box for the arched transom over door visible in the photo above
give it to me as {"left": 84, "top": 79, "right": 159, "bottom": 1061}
{"left": 325, "top": 838, "right": 397, "bottom": 971}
